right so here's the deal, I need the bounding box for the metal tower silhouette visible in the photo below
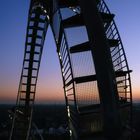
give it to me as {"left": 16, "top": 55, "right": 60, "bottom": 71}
{"left": 9, "top": 0, "right": 132, "bottom": 140}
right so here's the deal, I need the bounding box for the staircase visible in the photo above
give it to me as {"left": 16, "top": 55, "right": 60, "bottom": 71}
{"left": 9, "top": 0, "right": 132, "bottom": 139}
{"left": 9, "top": 2, "right": 49, "bottom": 140}
{"left": 51, "top": 0, "right": 132, "bottom": 139}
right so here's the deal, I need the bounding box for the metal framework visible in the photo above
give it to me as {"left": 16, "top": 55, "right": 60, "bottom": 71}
{"left": 9, "top": 0, "right": 132, "bottom": 140}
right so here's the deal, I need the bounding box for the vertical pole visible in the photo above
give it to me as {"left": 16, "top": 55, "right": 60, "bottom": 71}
{"left": 79, "top": 0, "right": 122, "bottom": 139}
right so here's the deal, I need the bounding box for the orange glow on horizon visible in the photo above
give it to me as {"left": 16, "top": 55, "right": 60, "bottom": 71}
{"left": 0, "top": 77, "right": 140, "bottom": 104}
{"left": 0, "top": 89, "right": 140, "bottom": 104}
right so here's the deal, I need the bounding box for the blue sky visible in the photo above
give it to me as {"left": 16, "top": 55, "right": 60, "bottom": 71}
{"left": 0, "top": 0, "right": 140, "bottom": 104}
{"left": 106, "top": 0, "right": 140, "bottom": 102}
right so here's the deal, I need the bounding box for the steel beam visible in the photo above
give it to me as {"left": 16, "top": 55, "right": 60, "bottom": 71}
{"left": 79, "top": 0, "right": 122, "bottom": 139}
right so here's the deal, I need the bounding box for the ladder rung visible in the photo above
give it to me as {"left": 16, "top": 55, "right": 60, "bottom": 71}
{"left": 20, "top": 98, "right": 34, "bottom": 101}
{"left": 30, "top": 17, "right": 45, "bottom": 23}
{"left": 32, "top": 67, "right": 38, "bottom": 70}
{"left": 26, "top": 42, "right": 42, "bottom": 47}
{"left": 20, "top": 91, "right": 26, "bottom": 93}
{"left": 28, "top": 26, "right": 44, "bottom": 31}
{"left": 116, "top": 81, "right": 124, "bottom": 84}
{"left": 23, "top": 67, "right": 38, "bottom": 71}
{"left": 65, "top": 79, "right": 73, "bottom": 87}
{"left": 22, "top": 75, "right": 37, "bottom": 78}
{"left": 22, "top": 75, "right": 28, "bottom": 78}
{"left": 73, "top": 70, "right": 130, "bottom": 84}
{"left": 27, "top": 34, "right": 42, "bottom": 39}
{"left": 25, "top": 51, "right": 40, "bottom": 55}
{"left": 70, "top": 41, "right": 90, "bottom": 53}
{"left": 74, "top": 75, "right": 97, "bottom": 84}
{"left": 24, "top": 59, "right": 40, "bottom": 63}
{"left": 67, "top": 93, "right": 74, "bottom": 96}
{"left": 65, "top": 74, "right": 72, "bottom": 82}
{"left": 115, "top": 70, "right": 132, "bottom": 77}
{"left": 70, "top": 39, "right": 119, "bottom": 54}
{"left": 118, "top": 91, "right": 130, "bottom": 93}
{"left": 33, "top": 59, "right": 40, "bottom": 62}
{"left": 24, "top": 59, "right": 30, "bottom": 62}
{"left": 31, "top": 76, "right": 37, "bottom": 78}
{"left": 66, "top": 87, "right": 73, "bottom": 92}
{"left": 22, "top": 83, "right": 36, "bottom": 86}
{"left": 20, "top": 91, "right": 35, "bottom": 94}
{"left": 30, "top": 91, "right": 35, "bottom": 94}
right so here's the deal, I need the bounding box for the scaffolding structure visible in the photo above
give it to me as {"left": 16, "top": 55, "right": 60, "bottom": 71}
{"left": 9, "top": 0, "right": 132, "bottom": 140}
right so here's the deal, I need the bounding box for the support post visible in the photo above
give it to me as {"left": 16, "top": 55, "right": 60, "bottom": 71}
{"left": 79, "top": 0, "right": 122, "bottom": 139}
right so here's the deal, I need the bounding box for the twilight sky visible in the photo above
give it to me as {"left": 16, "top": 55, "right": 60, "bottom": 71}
{"left": 0, "top": 0, "right": 140, "bottom": 104}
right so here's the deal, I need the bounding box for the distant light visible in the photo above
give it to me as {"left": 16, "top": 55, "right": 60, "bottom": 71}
{"left": 47, "top": 15, "right": 50, "bottom": 20}
{"left": 44, "top": 10, "right": 47, "bottom": 13}
{"left": 59, "top": 52, "right": 62, "bottom": 60}
{"left": 62, "top": 68, "right": 64, "bottom": 73}
{"left": 67, "top": 106, "right": 70, "bottom": 117}
{"left": 16, "top": 109, "right": 23, "bottom": 114}
{"left": 72, "top": 9, "right": 77, "bottom": 12}
{"left": 69, "top": 130, "right": 72, "bottom": 136}
{"left": 69, "top": 6, "right": 77, "bottom": 13}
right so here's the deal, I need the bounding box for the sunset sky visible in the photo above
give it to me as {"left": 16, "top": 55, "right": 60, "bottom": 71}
{"left": 0, "top": 0, "right": 140, "bottom": 104}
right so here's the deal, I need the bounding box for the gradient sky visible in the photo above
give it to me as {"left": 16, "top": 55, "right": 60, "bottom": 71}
{"left": 0, "top": 0, "right": 140, "bottom": 104}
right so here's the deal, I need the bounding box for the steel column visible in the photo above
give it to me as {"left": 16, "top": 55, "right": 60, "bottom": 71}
{"left": 79, "top": 0, "right": 122, "bottom": 139}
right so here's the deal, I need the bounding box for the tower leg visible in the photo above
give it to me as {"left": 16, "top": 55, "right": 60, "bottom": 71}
{"left": 79, "top": 0, "right": 122, "bottom": 139}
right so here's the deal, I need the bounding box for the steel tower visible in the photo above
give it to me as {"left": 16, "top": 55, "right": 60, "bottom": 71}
{"left": 9, "top": 0, "right": 132, "bottom": 140}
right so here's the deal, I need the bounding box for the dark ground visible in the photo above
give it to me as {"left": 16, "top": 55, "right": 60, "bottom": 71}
{"left": 0, "top": 104, "right": 70, "bottom": 140}
{"left": 132, "top": 103, "right": 140, "bottom": 140}
{"left": 0, "top": 103, "right": 140, "bottom": 140}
